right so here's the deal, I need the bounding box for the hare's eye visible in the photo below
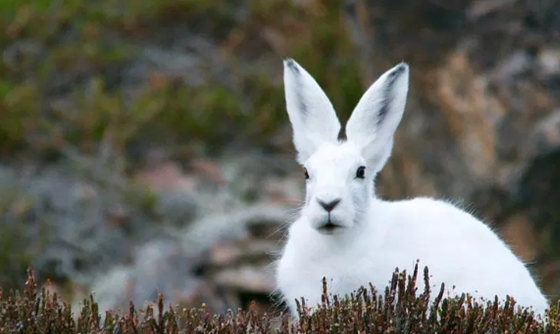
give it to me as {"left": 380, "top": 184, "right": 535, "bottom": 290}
{"left": 356, "top": 166, "right": 366, "bottom": 179}
{"left": 303, "top": 168, "right": 310, "bottom": 180}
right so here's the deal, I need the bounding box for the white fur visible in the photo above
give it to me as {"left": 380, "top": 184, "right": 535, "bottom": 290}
{"left": 275, "top": 59, "right": 549, "bottom": 319}
{"left": 283, "top": 59, "right": 341, "bottom": 164}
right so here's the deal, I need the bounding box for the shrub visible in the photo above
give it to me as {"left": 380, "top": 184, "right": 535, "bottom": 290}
{"left": 1, "top": 263, "right": 557, "bottom": 333}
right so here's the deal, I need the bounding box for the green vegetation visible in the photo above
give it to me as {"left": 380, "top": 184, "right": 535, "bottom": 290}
{"left": 0, "top": 0, "right": 363, "bottom": 159}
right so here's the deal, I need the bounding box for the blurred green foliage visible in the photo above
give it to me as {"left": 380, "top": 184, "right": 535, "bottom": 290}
{"left": 0, "top": 0, "right": 363, "bottom": 159}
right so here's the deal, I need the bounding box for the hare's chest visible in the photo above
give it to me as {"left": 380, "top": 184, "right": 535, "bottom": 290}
{"left": 277, "top": 243, "right": 387, "bottom": 314}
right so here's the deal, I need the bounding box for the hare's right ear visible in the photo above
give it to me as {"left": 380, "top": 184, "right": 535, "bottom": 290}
{"left": 283, "top": 59, "right": 341, "bottom": 164}
{"left": 345, "top": 63, "right": 409, "bottom": 174}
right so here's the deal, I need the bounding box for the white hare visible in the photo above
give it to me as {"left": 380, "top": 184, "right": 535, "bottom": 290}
{"left": 274, "top": 58, "right": 549, "bottom": 318}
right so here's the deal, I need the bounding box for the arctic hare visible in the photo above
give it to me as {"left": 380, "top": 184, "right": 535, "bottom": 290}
{"left": 275, "top": 58, "right": 549, "bottom": 318}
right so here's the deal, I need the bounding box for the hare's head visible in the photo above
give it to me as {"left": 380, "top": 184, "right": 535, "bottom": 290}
{"left": 283, "top": 59, "right": 409, "bottom": 235}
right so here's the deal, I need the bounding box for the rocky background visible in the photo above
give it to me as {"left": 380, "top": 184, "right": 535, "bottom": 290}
{"left": 1, "top": 0, "right": 559, "bottom": 316}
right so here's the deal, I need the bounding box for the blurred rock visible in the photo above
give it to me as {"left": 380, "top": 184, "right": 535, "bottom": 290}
{"left": 72, "top": 201, "right": 289, "bottom": 315}
{"left": 213, "top": 265, "right": 275, "bottom": 294}
{"left": 500, "top": 211, "right": 539, "bottom": 262}
{"left": 136, "top": 160, "right": 197, "bottom": 193}
{"left": 343, "top": 0, "right": 560, "bottom": 233}
{"left": 78, "top": 266, "right": 134, "bottom": 314}
{"left": 64, "top": 152, "right": 293, "bottom": 315}
{"left": 121, "top": 35, "right": 232, "bottom": 100}
{"left": 190, "top": 158, "right": 227, "bottom": 185}
{"left": 526, "top": 110, "right": 560, "bottom": 155}
{"left": 537, "top": 48, "right": 560, "bottom": 76}
{"left": 208, "top": 240, "right": 279, "bottom": 268}
{"left": 343, "top": 0, "right": 560, "bottom": 297}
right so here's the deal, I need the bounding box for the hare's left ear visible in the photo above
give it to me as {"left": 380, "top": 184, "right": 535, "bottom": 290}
{"left": 283, "top": 59, "right": 341, "bottom": 164}
{"left": 345, "top": 63, "right": 409, "bottom": 174}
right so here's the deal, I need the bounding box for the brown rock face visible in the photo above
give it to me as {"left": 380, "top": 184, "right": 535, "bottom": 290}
{"left": 343, "top": 0, "right": 560, "bottom": 297}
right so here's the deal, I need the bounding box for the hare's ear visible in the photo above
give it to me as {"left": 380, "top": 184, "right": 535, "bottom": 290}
{"left": 345, "top": 63, "right": 409, "bottom": 174}
{"left": 283, "top": 59, "right": 341, "bottom": 164}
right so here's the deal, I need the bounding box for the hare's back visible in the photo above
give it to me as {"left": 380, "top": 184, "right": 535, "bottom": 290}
{"left": 381, "top": 197, "right": 548, "bottom": 313}
{"left": 381, "top": 197, "right": 528, "bottom": 284}
{"left": 386, "top": 197, "right": 506, "bottom": 251}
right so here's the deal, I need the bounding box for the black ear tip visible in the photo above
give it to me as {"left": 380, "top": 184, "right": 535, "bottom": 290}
{"left": 284, "top": 58, "right": 300, "bottom": 72}
{"left": 387, "top": 62, "right": 409, "bottom": 79}
{"left": 394, "top": 62, "right": 409, "bottom": 73}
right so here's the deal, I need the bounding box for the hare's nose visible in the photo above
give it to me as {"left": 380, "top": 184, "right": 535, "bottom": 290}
{"left": 317, "top": 198, "right": 341, "bottom": 212}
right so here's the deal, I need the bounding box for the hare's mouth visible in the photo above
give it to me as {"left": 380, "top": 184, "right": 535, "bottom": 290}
{"left": 318, "top": 222, "right": 343, "bottom": 233}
